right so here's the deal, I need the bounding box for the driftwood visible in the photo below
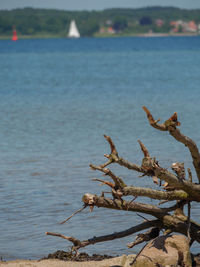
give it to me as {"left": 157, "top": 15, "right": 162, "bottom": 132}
{"left": 46, "top": 107, "right": 200, "bottom": 254}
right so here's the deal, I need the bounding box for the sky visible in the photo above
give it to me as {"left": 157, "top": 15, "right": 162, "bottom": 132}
{"left": 1, "top": 0, "right": 200, "bottom": 11}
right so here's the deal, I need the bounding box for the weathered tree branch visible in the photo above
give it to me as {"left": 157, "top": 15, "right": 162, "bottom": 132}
{"left": 127, "top": 227, "right": 160, "bottom": 248}
{"left": 82, "top": 194, "right": 200, "bottom": 243}
{"left": 93, "top": 177, "right": 190, "bottom": 201}
{"left": 153, "top": 166, "right": 200, "bottom": 201}
{"left": 90, "top": 164, "right": 127, "bottom": 189}
{"left": 60, "top": 205, "right": 87, "bottom": 224}
{"left": 122, "top": 186, "right": 189, "bottom": 201}
{"left": 82, "top": 194, "right": 182, "bottom": 218}
{"left": 143, "top": 106, "right": 200, "bottom": 183}
{"left": 46, "top": 232, "right": 81, "bottom": 248}
{"left": 47, "top": 107, "right": 200, "bottom": 254}
{"left": 93, "top": 135, "right": 200, "bottom": 201}
{"left": 46, "top": 219, "right": 161, "bottom": 251}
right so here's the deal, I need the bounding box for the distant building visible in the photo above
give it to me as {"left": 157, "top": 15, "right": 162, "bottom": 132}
{"left": 105, "top": 20, "right": 112, "bottom": 26}
{"left": 107, "top": 27, "right": 115, "bottom": 34}
{"left": 170, "top": 21, "right": 177, "bottom": 27}
{"left": 99, "top": 26, "right": 115, "bottom": 34}
{"left": 170, "top": 20, "right": 197, "bottom": 33}
{"left": 155, "top": 19, "right": 164, "bottom": 27}
{"left": 170, "top": 20, "right": 183, "bottom": 27}
{"left": 185, "top": 21, "right": 197, "bottom": 32}
{"left": 170, "top": 21, "right": 182, "bottom": 33}
{"left": 100, "top": 27, "right": 106, "bottom": 33}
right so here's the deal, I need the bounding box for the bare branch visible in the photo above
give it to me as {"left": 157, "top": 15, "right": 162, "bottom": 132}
{"left": 100, "top": 135, "right": 199, "bottom": 197}
{"left": 143, "top": 106, "right": 200, "bottom": 183}
{"left": 47, "top": 108, "right": 200, "bottom": 253}
{"left": 103, "top": 134, "right": 118, "bottom": 159}
{"left": 171, "top": 162, "right": 185, "bottom": 180}
{"left": 164, "top": 112, "right": 181, "bottom": 128}
{"left": 81, "top": 195, "right": 200, "bottom": 241}
{"left": 123, "top": 186, "right": 189, "bottom": 201}
{"left": 99, "top": 159, "right": 113, "bottom": 169}
{"left": 82, "top": 194, "right": 179, "bottom": 218}
{"left": 169, "top": 126, "right": 200, "bottom": 182}
{"left": 46, "top": 220, "right": 161, "bottom": 251}
{"left": 46, "top": 232, "right": 81, "bottom": 247}
{"left": 153, "top": 166, "right": 200, "bottom": 201}
{"left": 101, "top": 147, "right": 200, "bottom": 201}
{"left": 90, "top": 164, "right": 126, "bottom": 188}
{"left": 136, "top": 213, "right": 149, "bottom": 222}
{"left": 94, "top": 138, "right": 200, "bottom": 202}
{"left": 142, "top": 106, "right": 166, "bottom": 131}
{"left": 138, "top": 140, "right": 150, "bottom": 157}
{"left": 116, "top": 157, "right": 146, "bottom": 173}
{"left": 92, "top": 178, "right": 115, "bottom": 189}
{"left": 60, "top": 205, "right": 87, "bottom": 224}
{"left": 127, "top": 227, "right": 160, "bottom": 248}
{"left": 101, "top": 136, "right": 146, "bottom": 173}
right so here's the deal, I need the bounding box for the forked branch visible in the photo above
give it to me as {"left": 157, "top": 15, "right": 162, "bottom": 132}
{"left": 47, "top": 107, "right": 200, "bottom": 254}
{"left": 143, "top": 106, "right": 200, "bottom": 183}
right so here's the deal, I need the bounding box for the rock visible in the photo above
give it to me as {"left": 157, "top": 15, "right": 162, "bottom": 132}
{"left": 192, "top": 253, "right": 200, "bottom": 266}
{"left": 129, "top": 235, "right": 192, "bottom": 267}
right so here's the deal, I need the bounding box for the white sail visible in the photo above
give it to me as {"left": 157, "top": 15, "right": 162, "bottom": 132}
{"left": 68, "top": 20, "right": 80, "bottom": 38}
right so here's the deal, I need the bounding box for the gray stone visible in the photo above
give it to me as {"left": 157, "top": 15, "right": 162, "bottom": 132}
{"left": 127, "top": 234, "right": 192, "bottom": 267}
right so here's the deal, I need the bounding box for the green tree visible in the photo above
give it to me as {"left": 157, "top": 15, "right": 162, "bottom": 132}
{"left": 78, "top": 19, "right": 99, "bottom": 36}
{"left": 0, "top": 7, "right": 200, "bottom": 37}
{"left": 0, "top": 17, "right": 12, "bottom": 34}
{"left": 178, "top": 25, "right": 183, "bottom": 33}
{"left": 140, "top": 16, "right": 153, "bottom": 26}
{"left": 113, "top": 17, "right": 128, "bottom": 32}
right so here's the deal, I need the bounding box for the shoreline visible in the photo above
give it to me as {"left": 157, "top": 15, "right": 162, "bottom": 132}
{"left": 1, "top": 254, "right": 200, "bottom": 267}
{"left": 0, "top": 255, "right": 135, "bottom": 267}
{"left": 0, "top": 32, "right": 199, "bottom": 40}
{"left": 1, "top": 253, "right": 200, "bottom": 267}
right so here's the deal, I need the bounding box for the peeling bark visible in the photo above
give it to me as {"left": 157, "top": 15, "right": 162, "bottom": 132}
{"left": 122, "top": 186, "right": 189, "bottom": 201}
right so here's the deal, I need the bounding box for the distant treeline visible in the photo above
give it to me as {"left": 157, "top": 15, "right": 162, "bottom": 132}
{"left": 0, "top": 6, "right": 200, "bottom": 37}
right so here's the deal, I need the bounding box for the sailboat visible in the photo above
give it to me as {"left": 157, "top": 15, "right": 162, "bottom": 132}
{"left": 12, "top": 26, "right": 18, "bottom": 41}
{"left": 68, "top": 20, "right": 80, "bottom": 38}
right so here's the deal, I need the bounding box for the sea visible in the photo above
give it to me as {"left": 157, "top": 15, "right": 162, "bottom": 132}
{"left": 0, "top": 36, "right": 200, "bottom": 260}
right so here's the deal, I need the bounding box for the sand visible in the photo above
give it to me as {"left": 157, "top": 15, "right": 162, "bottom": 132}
{"left": 0, "top": 255, "right": 135, "bottom": 267}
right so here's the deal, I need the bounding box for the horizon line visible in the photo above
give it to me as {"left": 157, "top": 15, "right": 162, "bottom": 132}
{"left": 1, "top": 5, "right": 200, "bottom": 12}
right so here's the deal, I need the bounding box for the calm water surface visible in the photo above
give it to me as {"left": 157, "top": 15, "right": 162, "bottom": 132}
{"left": 0, "top": 36, "right": 200, "bottom": 259}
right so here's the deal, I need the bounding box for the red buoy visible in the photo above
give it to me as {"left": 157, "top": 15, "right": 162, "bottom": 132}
{"left": 12, "top": 26, "right": 18, "bottom": 41}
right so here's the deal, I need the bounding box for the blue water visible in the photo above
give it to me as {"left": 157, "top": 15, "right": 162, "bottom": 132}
{"left": 0, "top": 36, "right": 200, "bottom": 260}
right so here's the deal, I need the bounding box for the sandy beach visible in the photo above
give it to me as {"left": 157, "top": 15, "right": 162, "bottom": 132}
{"left": 0, "top": 255, "right": 135, "bottom": 267}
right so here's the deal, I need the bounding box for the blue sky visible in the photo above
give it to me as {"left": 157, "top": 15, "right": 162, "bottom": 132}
{"left": 1, "top": 0, "right": 200, "bottom": 10}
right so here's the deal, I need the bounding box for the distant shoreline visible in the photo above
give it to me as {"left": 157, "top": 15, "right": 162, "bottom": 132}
{"left": 0, "top": 32, "right": 199, "bottom": 40}
{"left": 135, "top": 32, "right": 199, "bottom": 37}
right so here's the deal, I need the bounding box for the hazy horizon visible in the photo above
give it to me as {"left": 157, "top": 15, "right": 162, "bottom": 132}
{"left": 1, "top": 0, "right": 200, "bottom": 11}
